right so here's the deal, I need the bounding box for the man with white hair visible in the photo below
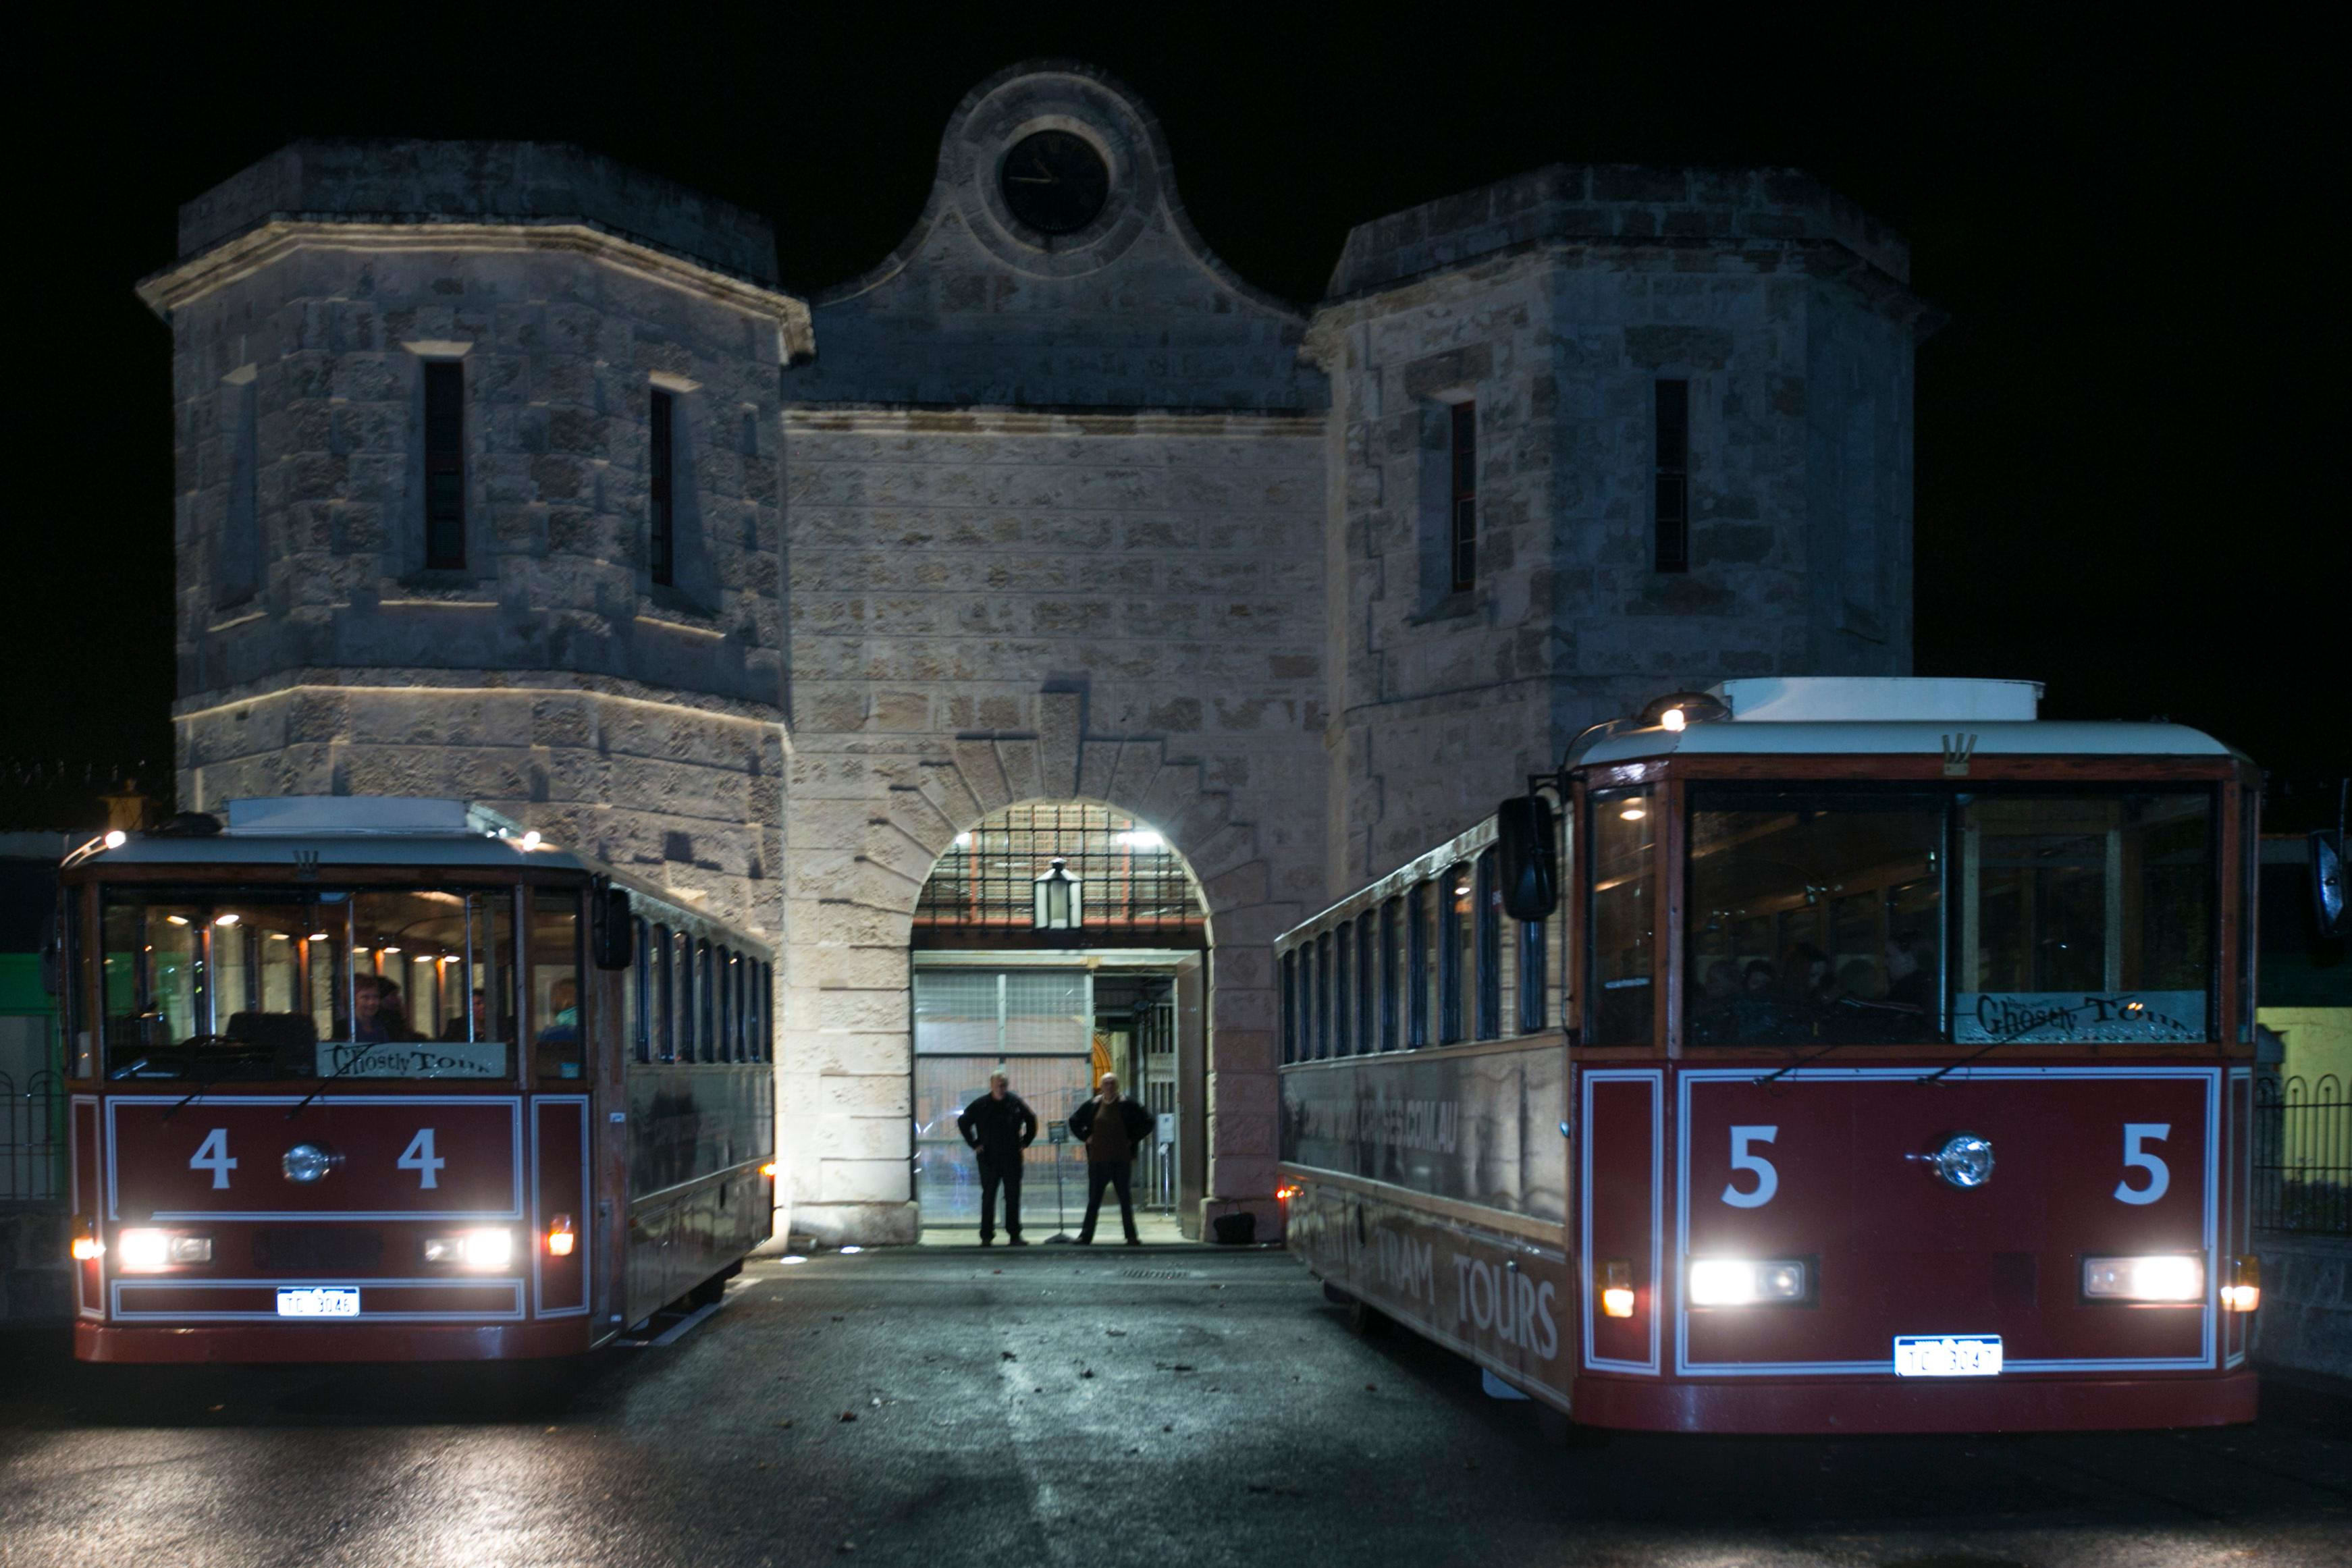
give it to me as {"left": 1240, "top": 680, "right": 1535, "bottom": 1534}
{"left": 1067, "top": 1072, "right": 1156, "bottom": 1245}
{"left": 957, "top": 1070, "right": 1038, "bottom": 1245}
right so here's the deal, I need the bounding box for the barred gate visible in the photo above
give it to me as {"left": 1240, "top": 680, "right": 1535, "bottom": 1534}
{"left": 1, "top": 1069, "right": 64, "bottom": 1205}
{"left": 2253, "top": 1074, "right": 2351, "bottom": 1235}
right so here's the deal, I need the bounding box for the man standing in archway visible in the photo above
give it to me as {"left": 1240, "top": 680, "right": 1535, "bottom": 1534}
{"left": 1069, "top": 1073, "right": 1156, "bottom": 1246}
{"left": 957, "top": 1071, "right": 1038, "bottom": 1246}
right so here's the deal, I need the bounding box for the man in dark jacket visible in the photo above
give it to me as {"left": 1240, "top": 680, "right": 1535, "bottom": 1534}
{"left": 1068, "top": 1073, "right": 1156, "bottom": 1245}
{"left": 957, "top": 1071, "right": 1038, "bottom": 1245}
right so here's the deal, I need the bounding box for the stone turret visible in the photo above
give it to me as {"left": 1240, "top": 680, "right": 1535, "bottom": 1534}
{"left": 138, "top": 140, "right": 810, "bottom": 930}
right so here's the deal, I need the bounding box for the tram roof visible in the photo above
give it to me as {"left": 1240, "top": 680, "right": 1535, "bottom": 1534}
{"left": 1579, "top": 718, "right": 2239, "bottom": 767}
{"left": 61, "top": 797, "right": 771, "bottom": 947}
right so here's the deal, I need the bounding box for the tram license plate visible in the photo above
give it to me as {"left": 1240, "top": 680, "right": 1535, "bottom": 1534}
{"left": 276, "top": 1287, "right": 360, "bottom": 1318}
{"left": 1894, "top": 1334, "right": 2002, "bottom": 1377}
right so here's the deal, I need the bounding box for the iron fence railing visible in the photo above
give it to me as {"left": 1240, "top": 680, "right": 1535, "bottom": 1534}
{"left": 2253, "top": 1074, "right": 2350, "bottom": 1236}
{"left": 1, "top": 1069, "right": 64, "bottom": 1205}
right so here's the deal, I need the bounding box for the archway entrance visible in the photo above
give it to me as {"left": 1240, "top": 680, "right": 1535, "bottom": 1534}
{"left": 908, "top": 801, "right": 1210, "bottom": 1243}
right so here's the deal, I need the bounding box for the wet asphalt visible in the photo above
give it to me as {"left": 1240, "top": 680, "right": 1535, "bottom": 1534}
{"left": 2, "top": 1245, "right": 2347, "bottom": 1567}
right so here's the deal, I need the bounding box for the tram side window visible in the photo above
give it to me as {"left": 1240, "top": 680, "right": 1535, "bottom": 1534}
{"left": 1358, "top": 916, "right": 1377, "bottom": 1054}
{"left": 695, "top": 938, "right": 715, "bottom": 1062}
{"left": 1333, "top": 921, "right": 1353, "bottom": 1058}
{"left": 1959, "top": 792, "right": 2212, "bottom": 1042}
{"left": 1281, "top": 950, "right": 1298, "bottom": 1063}
{"left": 632, "top": 917, "right": 651, "bottom": 1063}
{"left": 1476, "top": 849, "right": 1502, "bottom": 1039}
{"left": 759, "top": 961, "right": 774, "bottom": 1061}
{"left": 1408, "top": 883, "right": 1432, "bottom": 1048}
{"left": 1380, "top": 897, "right": 1402, "bottom": 1052}
{"left": 1439, "top": 865, "right": 1470, "bottom": 1044}
{"left": 1314, "top": 931, "right": 1332, "bottom": 1058}
{"left": 1685, "top": 788, "right": 1943, "bottom": 1046}
{"left": 674, "top": 928, "right": 695, "bottom": 1064}
{"left": 1589, "top": 789, "right": 1657, "bottom": 1047}
{"left": 1519, "top": 915, "right": 1547, "bottom": 1033}
{"left": 653, "top": 923, "right": 674, "bottom": 1062}
{"left": 530, "top": 889, "right": 584, "bottom": 1080}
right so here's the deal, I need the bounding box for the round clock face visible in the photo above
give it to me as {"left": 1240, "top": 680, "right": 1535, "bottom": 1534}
{"left": 998, "top": 131, "right": 1110, "bottom": 236}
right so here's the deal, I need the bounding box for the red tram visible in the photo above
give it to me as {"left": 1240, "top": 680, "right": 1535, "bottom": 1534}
{"left": 1277, "top": 678, "right": 2263, "bottom": 1432}
{"left": 51, "top": 796, "right": 775, "bottom": 1362}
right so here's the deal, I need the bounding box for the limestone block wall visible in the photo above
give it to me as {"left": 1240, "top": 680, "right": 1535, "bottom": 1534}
{"left": 146, "top": 234, "right": 799, "bottom": 715}
{"left": 777, "top": 410, "right": 1328, "bottom": 1241}
{"left": 1310, "top": 165, "right": 1933, "bottom": 886}
{"left": 180, "top": 680, "right": 783, "bottom": 932}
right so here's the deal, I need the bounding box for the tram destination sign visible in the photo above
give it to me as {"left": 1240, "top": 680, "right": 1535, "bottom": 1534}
{"left": 1954, "top": 990, "right": 2204, "bottom": 1044}
{"left": 319, "top": 1039, "right": 508, "bottom": 1079}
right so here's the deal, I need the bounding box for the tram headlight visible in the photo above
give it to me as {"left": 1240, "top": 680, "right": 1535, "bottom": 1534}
{"left": 2083, "top": 1254, "right": 2204, "bottom": 1303}
{"left": 1688, "top": 1257, "right": 1809, "bottom": 1307}
{"left": 115, "top": 1228, "right": 213, "bottom": 1272}
{"left": 424, "top": 1229, "right": 515, "bottom": 1270}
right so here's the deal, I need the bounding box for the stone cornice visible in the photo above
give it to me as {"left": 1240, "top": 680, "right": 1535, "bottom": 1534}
{"left": 173, "top": 672, "right": 788, "bottom": 729}
{"left": 780, "top": 405, "right": 1324, "bottom": 438}
{"left": 136, "top": 219, "right": 816, "bottom": 360}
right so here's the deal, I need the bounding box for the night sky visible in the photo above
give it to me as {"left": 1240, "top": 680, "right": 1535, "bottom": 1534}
{"left": 16, "top": 14, "right": 2341, "bottom": 823}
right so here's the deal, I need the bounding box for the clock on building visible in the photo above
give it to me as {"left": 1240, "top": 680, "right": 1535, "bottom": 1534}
{"left": 998, "top": 131, "right": 1109, "bottom": 236}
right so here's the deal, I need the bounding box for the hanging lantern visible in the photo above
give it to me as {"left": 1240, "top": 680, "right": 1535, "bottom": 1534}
{"left": 1032, "top": 857, "right": 1081, "bottom": 930}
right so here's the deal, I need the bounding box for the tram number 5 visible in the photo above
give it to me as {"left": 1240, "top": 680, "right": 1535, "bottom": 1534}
{"left": 2114, "top": 1123, "right": 2170, "bottom": 1206}
{"left": 190, "top": 1128, "right": 237, "bottom": 1189}
{"left": 398, "top": 1129, "right": 446, "bottom": 1190}
{"left": 1722, "top": 1125, "right": 1780, "bottom": 1208}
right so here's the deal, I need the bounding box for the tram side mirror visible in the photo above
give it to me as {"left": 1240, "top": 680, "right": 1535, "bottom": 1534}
{"left": 1495, "top": 794, "right": 1559, "bottom": 921}
{"left": 590, "top": 887, "right": 634, "bottom": 971}
{"left": 2313, "top": 830, "right": 2347, "bottom": 940}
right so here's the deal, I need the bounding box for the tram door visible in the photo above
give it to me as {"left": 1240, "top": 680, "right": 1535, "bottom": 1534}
{"left": 912, "top": 969, "right": 1093, "bottom": 1231}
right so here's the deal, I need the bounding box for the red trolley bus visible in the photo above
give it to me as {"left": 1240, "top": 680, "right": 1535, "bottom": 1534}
{"left": 1278, "top": 678, "right": 2264, "bottom": 1433}
{"left": 51, "top": 796, "right": 775, "bottom": 1362}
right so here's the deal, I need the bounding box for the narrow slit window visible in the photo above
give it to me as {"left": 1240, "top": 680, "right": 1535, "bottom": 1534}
{"left": 649, "top": 388, "right": 676, "bottom": 587}
{"left": 1357, "top": 916, "right": 1377, "bottom": 1055}
{"left": 1449, "top": 400, "right": 1477, "bottom": 593}
{"left": 1333, "top": 921, "right": 1353, "bottom": 1058}
{"left": 1653, "top": 379, "right": 1689, "bottom": 574}
{"left": 1380, "top": 898, "right": 1401, "bottom": 1052}
{"left": 423, "top": 360, "right": 466, "bottom": 570}
{"left": 1281, "top": 950, "right": 1298, "bottom": 1064}
{"left": 1408, "top": 885, "right": 1431, "bottom": 1048}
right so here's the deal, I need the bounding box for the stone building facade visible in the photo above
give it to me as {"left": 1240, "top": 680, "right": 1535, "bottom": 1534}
{"left": 139, "top": 63, "right": 1931, "bottom": 1244}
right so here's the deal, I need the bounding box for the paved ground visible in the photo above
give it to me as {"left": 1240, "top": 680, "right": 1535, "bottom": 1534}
{"left": 2, "top": 1247, "right": 2347, "bottom": 1567}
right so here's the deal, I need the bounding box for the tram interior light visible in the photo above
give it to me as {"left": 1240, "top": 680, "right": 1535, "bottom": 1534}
{"left": 2083, "top": 1254, "right": 2203, "bottom": 1303}
{"left": 2222, "top": 1255, "right": 2260, "bottom": 1312}
{"left": 425, "top": 1230, "right": 515, "bottom": 1270}
{"left": 1600, "top": 1258, "right": 1636, "bottom": 1318}
{"left": 1688, "top": 1257, "right": 1807, "bottom": 1307}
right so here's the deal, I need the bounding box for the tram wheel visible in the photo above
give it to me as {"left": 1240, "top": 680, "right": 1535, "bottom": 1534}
{"left": 687, "top": 1273, "right": 728, "bottom": 1309}
{"left": 1345, "top": 1298, "right": 1389, "bottom": 1337}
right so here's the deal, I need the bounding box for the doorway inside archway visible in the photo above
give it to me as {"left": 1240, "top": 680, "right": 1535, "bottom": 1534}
{"left": 909, "top": 801, "right": 1209, "bottom": 1244}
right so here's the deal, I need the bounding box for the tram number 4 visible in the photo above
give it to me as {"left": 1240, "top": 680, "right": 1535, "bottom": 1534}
{"left": 190, "top": 1128, "right": 238, "bottom": 1190}
{"left": 1721, "top": 1125, "right": 1778, "bottom": 1208}
{"left": 398, "top": 1129, "right": 446, "bottom": 1190}
{"left": 2114, "top": 1123, "right": 2170, "bottom": 1206}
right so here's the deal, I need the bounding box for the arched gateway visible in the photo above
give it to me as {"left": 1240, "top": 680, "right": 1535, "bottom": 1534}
{"left": 778, "top": 709, "right": 1306, "bottom": 1244}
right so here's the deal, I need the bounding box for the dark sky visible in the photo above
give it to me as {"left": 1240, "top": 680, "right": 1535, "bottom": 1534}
{"left": 16, "top": 12, "right": 2342, "bottom": 819}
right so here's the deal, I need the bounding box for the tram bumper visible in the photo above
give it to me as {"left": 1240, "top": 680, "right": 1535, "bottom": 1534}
{"left": 74, "top": 1317, "right": 595, "bottom": 1364}
{"left": 1572, "top": 1367, "right": 2260, "bottom": 1434}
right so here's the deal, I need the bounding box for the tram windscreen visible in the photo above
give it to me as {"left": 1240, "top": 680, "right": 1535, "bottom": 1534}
{"left": 1684, "top": 787, "right": 2214, "bottom": 1046}
{"left": 99, "top": 886, "right": 517, "bottom": 1081}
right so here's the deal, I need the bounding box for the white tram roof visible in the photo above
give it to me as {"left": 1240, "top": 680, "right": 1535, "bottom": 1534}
{"left": 64, "top": 797, "right": 771, "bottom": 946}
{"left": 1579, "top": 677, "right": 2236, "bottom": 765}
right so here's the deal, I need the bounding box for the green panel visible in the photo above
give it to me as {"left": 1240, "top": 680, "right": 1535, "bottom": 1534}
{"left": 0, "top": 953, "right": 56, "bottom": 1016}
